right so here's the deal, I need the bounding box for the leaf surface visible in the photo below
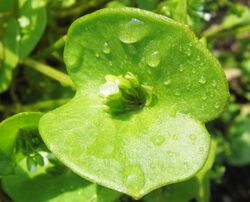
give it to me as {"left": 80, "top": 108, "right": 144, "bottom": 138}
{"left": 39, "top": 8, "right": 229, "bottom": 198}
{"left": 2, "top": 157, "right": 121, "bottom": 202}
{"left": 0, "top": 112, "right": 43, "bottom": 175}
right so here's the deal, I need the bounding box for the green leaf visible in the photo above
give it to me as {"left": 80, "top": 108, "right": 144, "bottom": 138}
{"left": 18, "top": 0, "right": 47, "bottom": 59}
{"left": 0, "top": 18, "right": 19, "bottom": 93}
{"left": 2, "top": 157, "right": 121, "bottom": 202}
{"left": 39, "top": 8, "right": 228, "bottom": 198}
{"left": 0, "top": 0, "right": 15, "bottom": 12}
{"left": 0, "top": 0, "right": 47, "bottom": 93}
{"left": 0, "top": 112, "right": 43, "bottom": 175}
{"left": 143, "top": 139, "right": 217, "bottom": 202}
{"left": 202, "top": 4, "right": 250, "bottom": 38}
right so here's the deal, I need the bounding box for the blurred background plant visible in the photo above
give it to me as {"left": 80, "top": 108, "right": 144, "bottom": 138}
{"left": 0, "top": 0, "right": 250, "bottom": 201}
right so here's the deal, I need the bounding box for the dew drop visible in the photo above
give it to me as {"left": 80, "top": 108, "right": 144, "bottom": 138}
{"left": 118, "top": 18, "right": 148, "bottom": 44}
{"left": 214, "top": 102, "right": 220, "bottom": 109}
{"left": 184, "top": 162, "right": 191, "bottom": 169}
{"left": 167, "top": 150, "right": 174, "bottom": 157}
{"left": 198, "top": 76, "right": 206, "bottom": 84}
{"left": 102, "top": 42, "right": 111, "bottom": 54}
{"left": 189, "top": 134, "right": 197, "bottom": 141}
{"left": 186, "top": 48, "right": 191, "bottom": 56}
{"left": 172, "top": 134, "right": 178, "bottom": 141}
{"left": 174, "top": 90, "right": 181, "bottom": 96}
{"left": 199, "top": 147, "right": 205, "bottom": 153}
{"left": 18, "top": 16, "right": 30, "bottom": 28}
{"left": 124, "top": 164, "right": 145, "bottom": 193}
{"left": 212, "top": 80, "right": 217, "bottom": 87}
{"left": 202, "top": 94, "right": 207, "bottom": 100}
{"left": 150, "top": 135, "right": 165, "bottom": 146}
{"left": 95, "top": 53, "right": 100, "bottom": 58}
{"left": 178, "top": 64, "right": 184, "bottom": 72}
{"left": 164, "top": 79, "right": 171, "bottom": 86}
{"left": 146, "top": 51, "right": 161, "bottom": 68}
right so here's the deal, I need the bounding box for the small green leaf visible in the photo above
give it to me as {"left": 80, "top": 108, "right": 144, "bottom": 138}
{"left": 2, "top": 157, "right": 121, "bottom": 202}
{"left": 39, "top": 8, "right": 228, "bottom": 198}
{"left": 0, "top": 18, "right": 19, "bottom": 93}
{"left": 0, "top": 0, "right": 15, "bottom": 12}
{"left": 18, "top": 0, "right": 47, "bottom": 59}
{"left": 0, "top": 112, "right": 43, "bottom": 175}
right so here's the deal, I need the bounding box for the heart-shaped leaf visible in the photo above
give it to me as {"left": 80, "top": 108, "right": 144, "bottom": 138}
{"left": 0, "top": 112, "right": 43, "bottom": 175}
{"left": 2, "top": 156, "right": 121, "bottom": 202}
{"left": 18, "top": 0, "right": 47, "bottom": 59}
{"left": 39, "top": 8, "right": 229, "bottom": 198}
{"left": 0, "top": 0, "right": 46, "bottom": 93}
{"left": 0, "top": 19, "right": 19, "bottom": 93}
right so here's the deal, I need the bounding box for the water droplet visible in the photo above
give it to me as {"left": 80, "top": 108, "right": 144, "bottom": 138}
{"left": 167, "top": 150, "right": 174, "bottom": 157}
{"left": 95, "top": 53, "right": 100, "bottom": 58}
{"left": 186, "top": 83, "right": 191, "bottom": 91}
{"left": 199, "top": 147, "right": 204, "bottom": 153}
{"left": 174, "top": 90, "right": 181, "bottom": 96}
{"left": 189, "top": 134, "right": 197, "bottom": 141}
{"left": 124, "top": 164, "right": 145, "bottom": 193}
{"left": 164, "top": 79, "right": 171, "bottom": 86}
{"left": 198, "top": 76, "right": 206, "bottom": 84}
{"left": 172, "top": 134, "right": 178, "bottom": 141}
{"left": 146, "top": 51, "right": 160, "bottom": 68}
{"left": 196, "top": 56, "right": 201, "bottom": 61}
{"left": 202, "top": 94, "right": 207, "bottom": 100}
{"left": 118, "top": 18, "right": 148, "bottom": 44}
{"left": 18, "top": 16, "right": 30, "bottom": 28}
{"left": 212, "top": 80, "right": 217, "bottom": 87}
{"left": 151, "top": 135, "right": 165, "bottom": 146}
{"left": 178, "top": 64, "right": 184, "bottom": 72}
{"left": 184, "top": 162, "right": 191, "bottom": 169}
{"left": 214, "top": 103, "right": 220, "bottom": 109}
{"left": 102, "top": 42, "right": 111, "bottom": 54}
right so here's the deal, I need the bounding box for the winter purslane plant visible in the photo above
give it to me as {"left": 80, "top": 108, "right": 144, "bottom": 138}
{"left": 0, "top": 7, "right": 229, "bottom": 201}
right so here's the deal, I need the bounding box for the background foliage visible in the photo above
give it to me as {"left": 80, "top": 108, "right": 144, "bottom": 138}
{"left": 0, "top": 0, "right": 250, "bottom": 201}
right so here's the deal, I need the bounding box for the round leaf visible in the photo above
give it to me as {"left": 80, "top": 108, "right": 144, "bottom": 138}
{"left": 40, "top": 97, "right": 210, "bottom": 198}
{"left": 0, "top": 19, "right": 19, "bottom": 93}
{"left": 2, "top": 157, "right": 121, "bottom": 202}
{"left": 18, "top": 0, "right": 47, "bottom": 59}
{"left": 39, "top": 8, "right": 228, "bottom": 198}
{"left": 0, "top": 112, "right": 43, "bottom": 175}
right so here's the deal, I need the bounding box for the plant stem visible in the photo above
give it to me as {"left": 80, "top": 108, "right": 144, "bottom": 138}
{"left": 22, "top": 58, "right": 74, "bottom": 88}
{"left": 0, "top": 98, "right": 70, "bottom": 114}
{"left": 203, "top": 25, "right": 250, "bottom": 40}
{"left": 55, "top": 0, "right": 110, "bottom": 18}
{"left": 40, "top": 35, "right": 66, "bottom": 58}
